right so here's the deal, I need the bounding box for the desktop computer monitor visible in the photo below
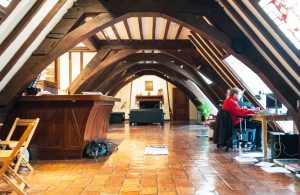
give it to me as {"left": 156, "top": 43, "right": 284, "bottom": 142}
{"left": 266, "top": 93, "right": 282, "bottom": 109}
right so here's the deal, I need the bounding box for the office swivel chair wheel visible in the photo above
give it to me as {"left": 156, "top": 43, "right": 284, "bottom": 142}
{"left": 241, "top": 143, "right": 245, "bottom": 148}
{"left": 250, "top": 145, "right": 256, "bottom": 151}
{"left": 224, "top": 147, "right": 229, "bottom": 152}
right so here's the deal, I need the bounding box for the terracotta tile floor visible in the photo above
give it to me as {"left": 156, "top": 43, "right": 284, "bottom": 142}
{"left": 2, "top": 122, "right": 300, "bottom": 194}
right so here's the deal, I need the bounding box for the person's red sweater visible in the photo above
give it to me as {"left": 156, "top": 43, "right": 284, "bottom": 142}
{"left": 222, "top": 96, "right": 255, "bottom": 126}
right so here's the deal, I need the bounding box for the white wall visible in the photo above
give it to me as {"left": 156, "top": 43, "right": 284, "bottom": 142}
{"left": 189, "top": 100, "right": 198, "bottom": 120}
{"left": 113, "top": 83, "right": 132, "bottom": 119}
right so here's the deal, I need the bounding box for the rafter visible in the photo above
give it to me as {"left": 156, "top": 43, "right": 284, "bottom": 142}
{"left": 111, "top": 24, "right": 121, "bottom": 41}
{"left": 163, "top": 20, "right": 170, "bottom": 40}
{"left": 152, "top": 16, "right": 156, "bottom": 40}
{"left": 123, "top": 19, "right": 132, "bottom": 41}
{"left": 101, "top": 30, "right": 110, "bottom": 42}
{"left": 97, "top": 40, "right": 195, "bottom": 50}
{"left": 175, "top": 25, "right": 183, "bottom": 40}
{"left": 82, "top": 35, "right": 99, "bottom": 51}
{"left": 138, "top": 17, "right": 143, "bottom": 40}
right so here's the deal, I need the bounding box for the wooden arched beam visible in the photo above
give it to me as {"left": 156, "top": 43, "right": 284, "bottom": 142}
{"left": 0, "top": 1, "right": 296, "bottom": 131}
{"left": 0, "top": 11, "right": 233, "bottom": 105}
{"left": 98, "top": 64, "right": 190, "bottom": 93}
{"left": 106, "top": 69, "right": 200, "bottom": 107}
{"left": 73, "top": 53, "right": 222, "bottom": 106}
{"left": 78, "top": 60, "right": 191, "bottom": 91}
{"left": 103, "top": 62, "right": 221, "bottom": 105}
{"left": 70, "top": 51, "right": 225, "bottom": 104}
{"left": 70, "top": 51, "right": 200, "bottom": 94}
{"left": 97, "top": 64, "right": 217, "bottom": 107}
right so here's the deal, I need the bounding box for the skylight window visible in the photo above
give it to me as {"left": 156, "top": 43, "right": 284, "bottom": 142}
{"left": 0, "top": 0, "right": 12, "bottom": 7}
{"left": 259, "top": 0, "right": 300, "bottom": 49}
{"left": 198, "top": 72, "right": 213, "bottom": 85}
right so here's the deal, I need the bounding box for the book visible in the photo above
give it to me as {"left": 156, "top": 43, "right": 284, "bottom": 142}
{"left": 273, "top": 159, "right": 300, "bottom": 167}
{"left": 285, "top": 164, "right": 300, "bottom": 172}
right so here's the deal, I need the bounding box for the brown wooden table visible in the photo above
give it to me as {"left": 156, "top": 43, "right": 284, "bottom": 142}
{"left": 1, "top": 95, "right": 120, "bottom": 160}
{"left": 249, "top": 114, "right": 293, "bottom": 158}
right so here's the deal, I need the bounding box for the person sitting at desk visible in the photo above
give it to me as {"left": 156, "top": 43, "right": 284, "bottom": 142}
{"left": 223, "top": 87, "right": 262, "bottom": 151}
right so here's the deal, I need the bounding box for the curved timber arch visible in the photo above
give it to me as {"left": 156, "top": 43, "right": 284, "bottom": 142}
{"left": 77, "top": 60, "right": 221, "bottom": 107}
{"left": 0, "top": 2, "right": 298, "bottom": 130}
{"left": 1, "top": 11, "right": 231, "bottom": 104}
{"left": 105, "top": 69, "right": 201, "bottom": 107}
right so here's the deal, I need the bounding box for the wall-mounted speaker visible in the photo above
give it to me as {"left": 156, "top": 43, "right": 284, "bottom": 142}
{"left": 231, "top": 36, "right": 249, "bottom": 54}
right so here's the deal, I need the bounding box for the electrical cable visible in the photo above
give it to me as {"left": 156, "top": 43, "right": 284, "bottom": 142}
{"left": 272, "top": 134, "right": 299, "bottom": 158}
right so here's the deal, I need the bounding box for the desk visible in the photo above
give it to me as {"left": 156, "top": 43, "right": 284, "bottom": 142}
{"left": 250, "top": 114, "right": 293, "bottom": 158}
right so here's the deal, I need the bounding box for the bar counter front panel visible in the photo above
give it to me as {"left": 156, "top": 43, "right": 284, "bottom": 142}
{"left": 1, "top": 95, "right": 120, "bottom": 160}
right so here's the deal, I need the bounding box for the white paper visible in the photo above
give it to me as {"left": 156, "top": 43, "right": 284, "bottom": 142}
{"left": 296, "top": 174, "right": 300, "bottom": 178}
{"left": 196, "top": 134, "right": 208, "bottom": 138}
{"left": 255, "top": 162, "right": 275, "bottom": 167}
{"left": 144, "top": 146, "right": 168, "bottom": 155}
{"left": 240, "top": 152, "right": 264, "bottom": 158}
{"left": 261, "top": 167, "right": 291, "bottom": 173}
{"left": 234, "top": 156, "right": 259, "bottom": 163}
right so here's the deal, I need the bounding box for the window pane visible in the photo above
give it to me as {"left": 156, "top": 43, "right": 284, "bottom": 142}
{"left": 259, "top": 0, "right": 300, "bottom": 49}
{"left": 0, "top": 0, "right": 12, "bottom": 7}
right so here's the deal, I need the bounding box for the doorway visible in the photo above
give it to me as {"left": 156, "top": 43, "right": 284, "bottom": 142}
{"left": 172, "top": 88, "right": 189, "bottom": 121}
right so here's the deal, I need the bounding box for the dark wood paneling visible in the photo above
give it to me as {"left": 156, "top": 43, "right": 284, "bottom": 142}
{"left": 1, "top": 95, "right": 118, "bottom": 160}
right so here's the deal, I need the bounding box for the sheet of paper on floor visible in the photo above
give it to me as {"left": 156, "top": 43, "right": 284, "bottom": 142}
{"left": 239, "top": 152, "right": 264, "bottom": 158}
{"left": 255, "top": 162, "right": 275, "bottom": 167}
{"left": 261, "top": 167, "right": 291, "bottom": 173}
{"left": 144, "top": 146, "right": 168, "bottom": 155}
{"left": 234, "top": 156, "right": 258, "bottom": 164}
{"left": 196, "top": 134, "right": 208, "bottom": 138}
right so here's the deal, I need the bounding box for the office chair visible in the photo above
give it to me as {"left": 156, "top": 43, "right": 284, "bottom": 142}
{"left": 215, "top": 109, "right": 256, "bottom": 152}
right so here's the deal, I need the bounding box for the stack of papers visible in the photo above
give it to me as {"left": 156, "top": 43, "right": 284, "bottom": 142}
{"left": 144, "top": 146, "right": 168, "bottom": 155}
{"left": 234, "top": 156, "right": 258, "bottom": 164}
{"left": 261, "top": 167, "right": 291, "bottom": 173}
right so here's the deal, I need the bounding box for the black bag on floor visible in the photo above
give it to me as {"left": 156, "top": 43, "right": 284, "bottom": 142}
{"left": 85, "top": 141, "right": 108, "bottom": 158}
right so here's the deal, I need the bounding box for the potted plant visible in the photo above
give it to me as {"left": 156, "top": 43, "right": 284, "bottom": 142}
{"left": 197, "top": 102, "right": 212, "bottom": 123}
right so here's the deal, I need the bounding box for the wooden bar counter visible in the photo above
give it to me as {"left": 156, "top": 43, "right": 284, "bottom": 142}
{"left": 1, "top": 95, "right": 120, "bottom": 160}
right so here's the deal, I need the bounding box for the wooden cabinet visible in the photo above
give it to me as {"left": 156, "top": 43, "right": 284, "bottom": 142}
{"left": 1, "top": 95, "right": 120, "bottom": 160}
